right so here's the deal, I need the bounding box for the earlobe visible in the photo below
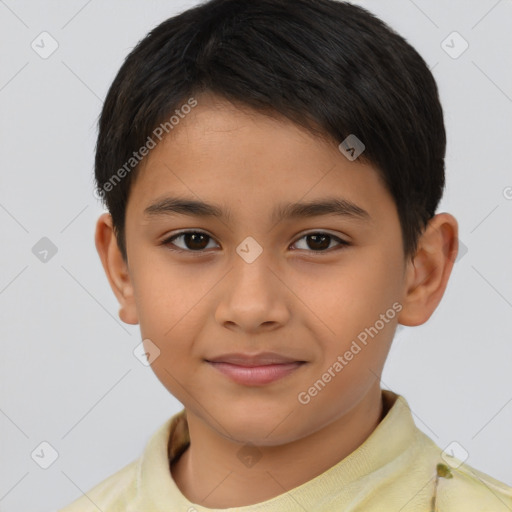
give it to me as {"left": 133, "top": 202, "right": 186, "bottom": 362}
{"left": 94, "top": 213, "right": 139, "bottom": 325}
{"left": 398, "top": 213, "right": 458, "bottom": 327}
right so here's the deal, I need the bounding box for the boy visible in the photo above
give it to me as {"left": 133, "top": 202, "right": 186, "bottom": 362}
{"left": 59, "top": 0, "right": 512, "bottom": 510}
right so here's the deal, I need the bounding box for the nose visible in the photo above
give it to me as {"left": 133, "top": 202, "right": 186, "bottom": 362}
{"left": 214, "top": 250, "right": 291, "bottom": 333}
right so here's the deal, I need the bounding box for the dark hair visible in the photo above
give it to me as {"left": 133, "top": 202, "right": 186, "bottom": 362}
{"left": 95, "top": 0, "right": 445, "bottom": 261}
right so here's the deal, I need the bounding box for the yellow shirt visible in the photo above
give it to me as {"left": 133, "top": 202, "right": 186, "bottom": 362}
{"left": 58, "top": 390, "right": 512, "bottom": 511}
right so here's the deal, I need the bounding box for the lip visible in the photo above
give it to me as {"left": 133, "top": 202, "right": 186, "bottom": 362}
{"left": 206, "top": 352, "right": 304, "bottom": 366}
{"left": 207, "top": 361, "right": 305, "bottom": 386}
{"left": 205, "top": 352, "right": 306, "bottom": 386}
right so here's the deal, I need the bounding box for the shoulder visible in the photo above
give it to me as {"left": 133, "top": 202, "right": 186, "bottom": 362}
{"left": 57, "top": 458, "right": 139, "bottom": 512}
{"left": 435, "top": 460, "right": 512, "bottom": 511}
{"left": 56, "top": 413, "right": 183, "bottom": 511}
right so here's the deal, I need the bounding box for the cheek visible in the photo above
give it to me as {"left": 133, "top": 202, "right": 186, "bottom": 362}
{"left": 302, "top": 252, "right": 402, "bottom": 366}
{"left": 134, "top": 264, "right": 207, "bottom": 403}
{"left": 130, "top": 256, "right": 219, "bottom": 381}
{"left": 131, "top": 250, "right": 213, "bottom": 334}
{"left": 303, "top": 255, "right": 401, "bottom": 327}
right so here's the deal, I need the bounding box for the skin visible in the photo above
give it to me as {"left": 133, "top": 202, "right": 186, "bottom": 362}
{"left": 95, "top": 92, "right": 458, "bottom": 508}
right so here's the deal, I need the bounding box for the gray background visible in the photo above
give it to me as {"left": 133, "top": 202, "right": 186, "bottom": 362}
{"left": 1, "top": 0, "right": 511, "bottom": 510}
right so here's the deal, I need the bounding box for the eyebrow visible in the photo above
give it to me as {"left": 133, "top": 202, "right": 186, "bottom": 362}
{"left": 143, "top": 196, "right": 371, "bottom": 223}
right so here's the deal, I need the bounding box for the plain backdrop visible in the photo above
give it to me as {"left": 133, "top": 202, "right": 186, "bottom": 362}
{"left": 0, "top": 0, "right": 511, "bottom": 510}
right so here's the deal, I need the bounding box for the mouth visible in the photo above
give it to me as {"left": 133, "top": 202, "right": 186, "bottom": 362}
{"left": 205, "top": 352, "right": 307, "bottom": 386}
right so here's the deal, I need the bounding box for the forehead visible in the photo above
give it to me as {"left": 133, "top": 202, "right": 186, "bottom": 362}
{"left": 127, "top": 95, "right": 397, "bottom": 227}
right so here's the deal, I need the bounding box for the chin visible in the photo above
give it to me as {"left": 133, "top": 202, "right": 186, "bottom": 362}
{"left": 215, "top": 408, "right": 303, "bottom": 445}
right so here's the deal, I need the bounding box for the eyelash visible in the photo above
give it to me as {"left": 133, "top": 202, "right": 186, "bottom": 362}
{"left": 160, "top": 230, "right": 350, "bottom": 255}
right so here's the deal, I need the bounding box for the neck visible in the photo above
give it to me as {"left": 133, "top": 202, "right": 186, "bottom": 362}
{"left": 171, "top": 384, "right": 385, "bottom": 508}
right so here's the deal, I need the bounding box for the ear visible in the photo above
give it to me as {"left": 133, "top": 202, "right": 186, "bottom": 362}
{"left": 94, "top": 213, "right": 139, "bottom": 325}
{"left": 397, "top": 213, "right": 459, "bottom": 326}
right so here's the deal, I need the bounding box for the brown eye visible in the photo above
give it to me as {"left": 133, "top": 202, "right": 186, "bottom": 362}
{"left": 291, "top": 232, "right": 349, "bottom": 252}
{"left": 163, "top": 231, "right": 218, "bottom": 252}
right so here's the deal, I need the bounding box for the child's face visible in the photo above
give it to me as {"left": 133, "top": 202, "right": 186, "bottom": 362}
{"left": 110, "top": 93, "right": 411, "bottom": 444}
